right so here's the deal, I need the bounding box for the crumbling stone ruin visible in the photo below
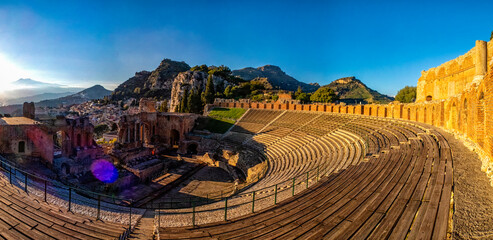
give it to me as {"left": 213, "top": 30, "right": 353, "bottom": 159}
{"left": 0, "top": 102, "right": 103, "bottom": 176}
{"left": 22, "top": 102, "right": 35, "bottom": 119}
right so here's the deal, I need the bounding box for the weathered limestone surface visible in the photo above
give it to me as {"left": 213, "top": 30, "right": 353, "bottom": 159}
{"left": 169, "top": 71, "right": 230, "bottom": 112}
{"left": 417, "top": 40, "right": 489, "bottom": 102}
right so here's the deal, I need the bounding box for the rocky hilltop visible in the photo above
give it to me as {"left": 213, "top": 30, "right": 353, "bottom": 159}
{"left": 169, "top": 71, "right": 232, "bottom": 111}
{"left": 232, "top": 65, "right": 319, "bottom": 92}
{"left": 324, "top": 77, "right": 394, "bottom": 104}
{"left": 112, "top": 59, "right": 190, "bottom": 101}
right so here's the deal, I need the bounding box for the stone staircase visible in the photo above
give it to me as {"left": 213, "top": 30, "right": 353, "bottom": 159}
{"left": 128, "top": 209, "right": 155, "bottom": 239}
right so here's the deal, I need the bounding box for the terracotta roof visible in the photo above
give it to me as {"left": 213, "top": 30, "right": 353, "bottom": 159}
{"left": 0, "top": 117, "right": 40, "bottom": 125}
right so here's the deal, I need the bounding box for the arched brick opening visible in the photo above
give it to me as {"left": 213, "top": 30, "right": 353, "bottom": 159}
{"left": 462, "top": 98, "right": 468, "bottom": 136}
{"left": 18, "top": 141, "right": 25, "bottom": 153}
{"left": 440, "top": 102, "right": 445, "bottom": 127}
{"left": 477, "top": 91, "right": 485, "bottom": 147}
{"left": 449, "top": 101, "right": 458, "bottom": 130}
{"left": 170, "top": 129, "right": 180, "bottom": 148}
{"left": 424, "top": 107, "right": 427, "bottom": 123}
{"left": 431, "top": 106, "right": 435, "bottom": 125}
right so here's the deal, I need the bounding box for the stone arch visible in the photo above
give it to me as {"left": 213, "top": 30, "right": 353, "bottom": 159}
{"left": 76, "top": 134, "right": 82, "bottom": 147}
{"left": 426, "top": 95, "right": 433, "bottom": 101}
{"left": 449, "top": 101, "right": 458, "bottom": 130}
{"left": 461, "top": 98, "right": 468, "bottom": 135}
{"left": 86, "top": 133, "right": 91, "bottom": 146}
{"left": 431, "top": 106, "right": 435, "bottom": 125}
{"left": 424, "top": 107, "right": 427, "bottom": 123}
{"left": 477, "top": 90, "right": 486, "bottom": 147}
{"left": 407, "top": 108, "right": 411, "bottom": 120}
{"left": 170, "top": 129, "right": 180, "bottom": 147}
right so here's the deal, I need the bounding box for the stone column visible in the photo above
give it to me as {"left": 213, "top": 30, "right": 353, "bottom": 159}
{"left": 474, "top": 40, "right": 487, "bottom": 81}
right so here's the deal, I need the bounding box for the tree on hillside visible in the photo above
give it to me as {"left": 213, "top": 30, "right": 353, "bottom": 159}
{"left": 159, "top": 100, "right": 168, "bottom": 112}
{"left": 310, "top": 87, "right": 339, "bottom": 103}
{"left": 191, "top": 64, "right": 208, "bottom": 72}
{"left": 395, "top": 86, "right": 417, "bottom": 103}
{"left": 179, "top": 88, "right": 189, "bottom": 113}
{"left": 187, "top": 88, "right": 203, "bottom": 114}
{"left": 203, "top": 74, "right": 215, "bottom": 104}
{"left": 215, "top": 81, "right": 225, "bottom": 98}
{"left": 296, "top": 92, "right": 311, "bottom": 104}
{"left": 224, "top": 85, "right": 233, "bottom": 98}
{"left": 94, "top": 124, "right": 110, "bottom": 138}
{"left": 294, "top": 86, "right": 303, "bottom": 99}
{"left": 208, "top": 65, "right": 232, "bottom": 78}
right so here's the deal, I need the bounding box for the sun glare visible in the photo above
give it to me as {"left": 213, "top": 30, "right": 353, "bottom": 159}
{"left": 0, "top": 53, "right": 30, "bottom": 93}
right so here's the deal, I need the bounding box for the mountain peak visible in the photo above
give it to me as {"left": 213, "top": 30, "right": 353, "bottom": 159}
{"left": 233, "top": 65, "right": 318, "bottom": 92}
{"left": 258, "top": 65, "right": 282, "bottom": 72}
{"left": 14, "top": 78, "right": 62, "bottom": 87}
{"left": 37, "top": 85, "right": 112, "bottom": 107}
{"left": 324, "top": 76, "right": 393, "bottom": 104}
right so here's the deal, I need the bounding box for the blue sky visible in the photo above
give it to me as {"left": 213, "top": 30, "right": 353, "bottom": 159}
{"left": 0, "top": 0, "right": 492, "bottom": 96}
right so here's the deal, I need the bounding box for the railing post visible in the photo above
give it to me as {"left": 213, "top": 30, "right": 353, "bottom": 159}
{"left": 274, "top": 184, "right": 278, "bottom": 205}
{"left": 97, "top": 195, "right": 101, "bottom": 220}
{"left": 24, "top": 174, "right": 27, "bottom": 192}
{"left": 68, "top": 188, "right": 72, "bottom": 212}
{"left": 292, "top": 177, "right": 296, "bottom": 196}
{"left": 224, "top": 197, "right": 228, "bottom": 221}
{"left": 252, "top": 191, "right": 256, "bottom": 213}
{"left": 44, "top": 180, "right": 47, "bottom": 202}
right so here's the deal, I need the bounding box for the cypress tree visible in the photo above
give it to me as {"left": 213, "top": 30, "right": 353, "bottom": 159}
{"left": 203, "top": 74, "right": 215, "bottom": 104}
{"left": 159, "top": 100, "right": 168, "bottom": 112}
{"left": 179, "top": 88, "right": 189, "bottom": 113}
{"left": 186, "top": 88, "right": 195, "bottom": 113}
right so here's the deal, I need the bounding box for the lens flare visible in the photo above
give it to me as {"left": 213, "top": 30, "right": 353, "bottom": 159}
{"left": 91, "top": 159, "right": 118, "bottom": 183}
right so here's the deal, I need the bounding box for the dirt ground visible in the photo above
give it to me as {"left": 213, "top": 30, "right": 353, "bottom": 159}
{"left": 438, "top": 129, "right": 493, "bottom": 239}
{"left": 161, "top": 166, "right": 234, "bottom": 199}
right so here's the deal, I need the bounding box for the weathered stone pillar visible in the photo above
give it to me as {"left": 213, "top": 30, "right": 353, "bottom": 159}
{"left": 474, "top": 40, "right": 487, "bottom": 81}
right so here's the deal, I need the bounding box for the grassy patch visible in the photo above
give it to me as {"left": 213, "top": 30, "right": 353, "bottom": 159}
{"left": 194, "top": 108, "right": 246, "bottom": 134}
{"left": 208, "top": 108, "right": 246, "bottom": 120}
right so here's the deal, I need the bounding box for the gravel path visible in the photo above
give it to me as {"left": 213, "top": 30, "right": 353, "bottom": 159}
{"left": 437, "top": 129, "right": 493, "bottom": 239}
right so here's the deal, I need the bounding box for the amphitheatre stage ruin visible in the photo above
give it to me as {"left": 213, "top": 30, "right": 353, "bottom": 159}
{"left": 0, "top": 38, "right": 492, "bottom": 240}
